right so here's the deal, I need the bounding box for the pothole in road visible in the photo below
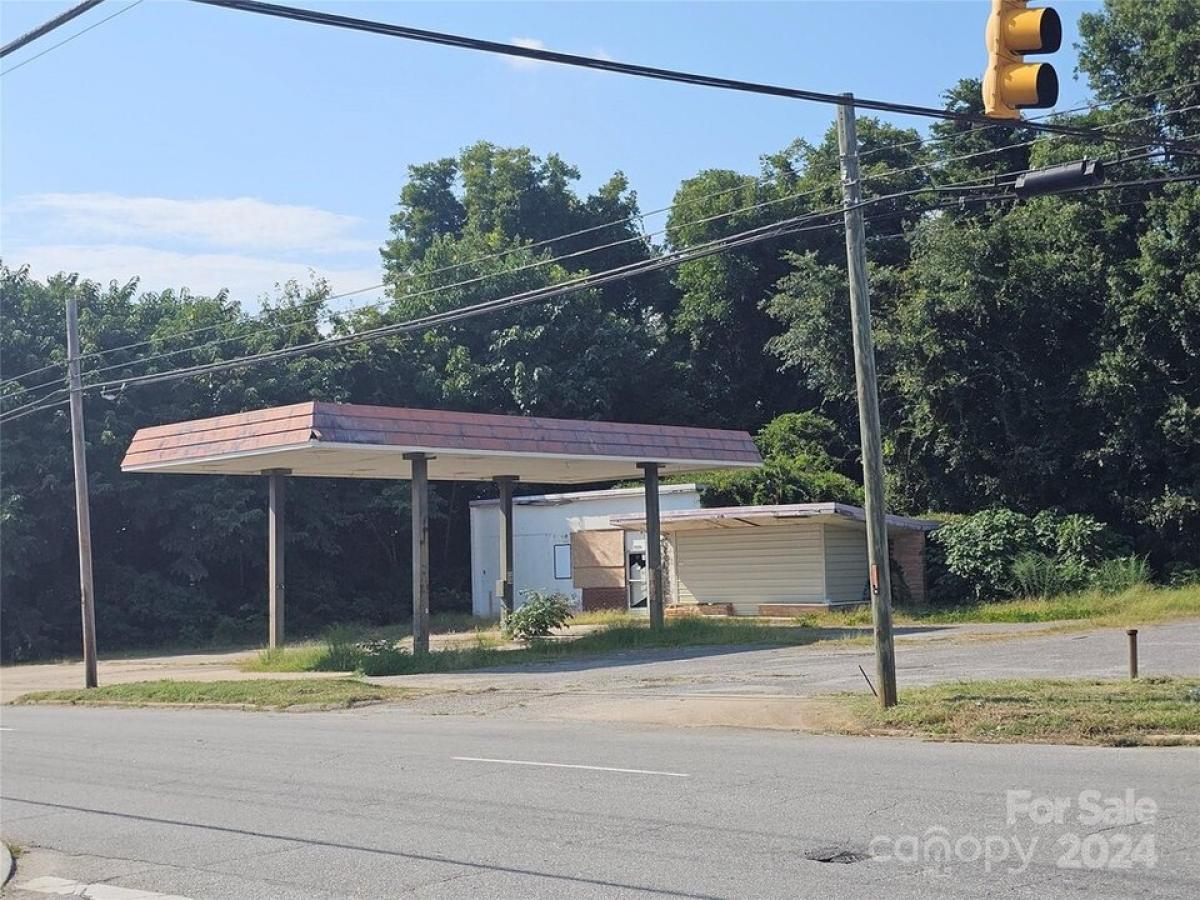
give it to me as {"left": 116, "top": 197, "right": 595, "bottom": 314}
{"left": 803, "top": 846, "right": 871, "bottom": 864}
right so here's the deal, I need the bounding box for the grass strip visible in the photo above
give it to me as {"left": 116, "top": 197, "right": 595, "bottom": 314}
{"left": 830, "top": 677, "right": 1200, "bottom": 746}
{"left": 245, "top": 617, "right": 862, "bottom": 676}
{"left": 13, "top": 678, "right": 409, "bottom": 710}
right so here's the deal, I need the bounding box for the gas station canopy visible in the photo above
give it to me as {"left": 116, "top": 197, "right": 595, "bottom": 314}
{"left": 121, "top": 401, "right": 762, "bottom": 483}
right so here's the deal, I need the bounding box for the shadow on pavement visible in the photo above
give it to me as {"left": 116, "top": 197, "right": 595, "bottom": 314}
{"left": 1, "top": 796, "right": 722, "bottom": 899}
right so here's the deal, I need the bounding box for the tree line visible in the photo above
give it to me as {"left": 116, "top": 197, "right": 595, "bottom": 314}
{"left": 1, "top": 0, "right": 1196, "bottom": 659}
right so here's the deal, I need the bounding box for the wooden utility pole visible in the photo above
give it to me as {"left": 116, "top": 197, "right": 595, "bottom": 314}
{"left": 66, "top": 294, "right": 99, "bottom": 688}
{"left": 836, "top": 94, "right": 897, "bottom": 708}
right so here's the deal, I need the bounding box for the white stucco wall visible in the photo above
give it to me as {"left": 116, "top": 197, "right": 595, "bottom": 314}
{"left": 469, "top": 484, "right": 703, "bottom": 617}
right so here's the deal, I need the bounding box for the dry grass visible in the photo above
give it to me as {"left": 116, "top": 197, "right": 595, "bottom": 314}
{"left": 245, "top": 617, "right": 859, "bottom": 677}
{"left": 12, "top": 678, "right": 410, "bottom": 710}
{"left": 828, "top": 677, "right": 1200, "bottom": 746}
{"left": 787, "top": 584, "right": 1200, "bottom": 629}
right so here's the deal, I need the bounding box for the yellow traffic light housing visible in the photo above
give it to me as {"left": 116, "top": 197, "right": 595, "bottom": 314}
{"left": 983, "top": 0, "right": 1061, "bottom": 119}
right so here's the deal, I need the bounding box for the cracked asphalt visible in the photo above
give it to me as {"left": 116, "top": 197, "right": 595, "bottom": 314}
{"left": 3, "top": 698, "right": 1198, "bottom": 897}
{"left": 1, "top": 621, "right": 1197, "bottom": 897}
{"left": 364, "top": 620, "right": 1199, "bottom": 728}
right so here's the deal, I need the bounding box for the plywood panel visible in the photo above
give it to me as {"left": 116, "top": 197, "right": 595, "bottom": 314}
{"left": 572, "top": 530, "right": 625, "bottom": 589}
{"left": 572, "top": 529, "right": 625, "bottom": 568}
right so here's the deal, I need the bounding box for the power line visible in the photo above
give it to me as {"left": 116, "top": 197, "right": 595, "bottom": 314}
{"left": 10, "top": 172, "right": 1196, "bottom": 426}
{"left": 0, "top": 176, "right": 846, "bottom": 399}
{"left": 188, "top": 0, "right": 1200, "bottom": 156}
{"left": 1, "top": 200, "right": 907, "bottom": 421}
{"left": 6, "top": 92, "right": 1196, "bottom": 397}
{"left": 857, "top": 78, "right": 1200, "bottom": 163}
{"left": 8, "top": 93, "right": 1191, "bottom": 393}
{"left": 8, "top": 83, "right": 1198, "bottom": 393}
{"left": 1, "top": 0, "right": 142, "bottom": 77}
{"left": 0, "top": 0, "right": 106, "bottom": 57}
{"left": 4, "top": 162, "right": 870, "bottom": 393}
{"left": 5, "top": 109, "right": 1193, "bottom": 401}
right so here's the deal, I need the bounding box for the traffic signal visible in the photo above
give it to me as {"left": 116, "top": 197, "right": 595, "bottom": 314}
{"left": 983, "top": 0, "right": 1061, "bottom": 119}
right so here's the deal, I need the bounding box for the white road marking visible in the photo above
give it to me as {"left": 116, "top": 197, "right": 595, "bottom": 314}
{"left": 0, "top": 727, "right": 15, "bottom": 731}
{"left": 452, "top": 756, "right": 690, "bottom": 777}
{"left": 16, "top": 876, "right": 194, "bottom": 899}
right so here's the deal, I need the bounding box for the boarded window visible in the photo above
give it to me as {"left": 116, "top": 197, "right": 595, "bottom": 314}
{"left": 571, "top": 530, "right": 624, "bottom": 589}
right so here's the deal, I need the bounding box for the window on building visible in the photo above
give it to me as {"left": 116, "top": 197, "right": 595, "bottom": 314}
{"left": 553, "top": 543, "right": 572, "bottom": 580}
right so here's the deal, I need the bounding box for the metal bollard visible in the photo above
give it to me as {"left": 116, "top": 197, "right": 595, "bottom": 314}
{"left": 1126, "top": 629, "right": 1138, "bottom": 680}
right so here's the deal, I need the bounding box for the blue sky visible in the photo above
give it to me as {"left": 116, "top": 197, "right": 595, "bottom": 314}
{"left": 1, "top": 0, "right": 1103, "bottom": 305}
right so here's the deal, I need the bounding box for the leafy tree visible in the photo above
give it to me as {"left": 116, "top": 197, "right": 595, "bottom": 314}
{"left": 1077, "top": 0, "right": 1200, "bottom": 149}
{"left": 699, "top": 412, "right": 862, "bottom": 507}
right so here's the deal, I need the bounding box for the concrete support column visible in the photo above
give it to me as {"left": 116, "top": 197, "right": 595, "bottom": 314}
{"left": 405, "top": 453, "right": 431, "bottom": 654}
{"left": 494, "top": 476, "right": 518, "bottom": 621}
{"left": 638, "top": 462, "right": 665, "bottom": 630}
{"left": 264, "top": 468, "right": 291, "bottom": 649}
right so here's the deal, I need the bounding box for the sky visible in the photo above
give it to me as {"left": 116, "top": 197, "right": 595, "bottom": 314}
{"left": 1, "top": 0, "right": 1104, "bottom": 307}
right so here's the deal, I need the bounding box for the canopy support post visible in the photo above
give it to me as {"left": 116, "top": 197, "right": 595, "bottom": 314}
{"left": 405, "top": 453, "right": 432, "bottom": 654}
{"left": 638, "top": 462, "right": 665, "bottom": 630}
{"left": 264, "top": 468, "right": 291, "bottom": 649}
{"left": 494, "top": 476, "right": 518, "bottom": 622}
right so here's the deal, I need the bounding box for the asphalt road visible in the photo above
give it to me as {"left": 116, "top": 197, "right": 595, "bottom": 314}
{"left": 2, "top": 705, "right": 1197, "bottom": 899}
{"left": 366, "top": 620, "right": 1200, "bottom": 728}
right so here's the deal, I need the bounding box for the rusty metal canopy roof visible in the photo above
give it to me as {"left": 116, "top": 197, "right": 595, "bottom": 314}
{"left": 610, "top": 502, "right": 940, "bottom": 532}
{"left": 121, "top": 401, "right": 762, "bottom": 484}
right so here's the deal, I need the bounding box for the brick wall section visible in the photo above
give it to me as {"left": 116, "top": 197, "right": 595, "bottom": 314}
{"left": 891, "top": 530, "right": 927, "bottom": 604}
{"left": 581, "top": 587, "right": 628, "bottom": 611}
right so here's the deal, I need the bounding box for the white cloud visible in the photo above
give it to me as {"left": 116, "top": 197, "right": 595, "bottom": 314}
{"left": 7, "top": 193, "right": 374, "bottom": 255}
{"left": 1, "top": 192, "right": 384, "bottom": 307}
{"left": 9, "top": 243, "right": 383, "bottom": 307}
{"left": 505, "top": 37, "right": 548, "bottom": 71}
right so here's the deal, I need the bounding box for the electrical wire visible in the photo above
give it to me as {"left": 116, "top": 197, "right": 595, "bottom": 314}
{"left": 857, "top": 78, "right": 1200, "bottom": 163}
{"left": 1, "top": 0, "right": 143, "bottom": 77}
{"left": 0, "top": 199, "right": 912, "bottom": 421}
{"left": 8, "top": 88, "right": 1199, "bottom": 395}
{"left": 8, "top": 172, "right": 1197, "bottom": 427}
{"left": 0, "top": 174, "right": 850, "bottom": 400}
{"left": 188, "top": 0, "right": 1200, "bottom": 157}
{"left": 6, "top": 85, "right": 1198, "bottom": 400}
{"left": 0, "top": 0, "right": 106, "bottom": 57}
{"left": 2, "top": 186, "right": 1173, "bottom": 427}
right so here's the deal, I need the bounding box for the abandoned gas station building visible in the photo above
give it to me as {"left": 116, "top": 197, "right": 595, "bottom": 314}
{"left": 121, "top": 401, "right": 761, "bottom": 647}
{"left": 469, "top": 490, "right": 937, "bottom": 617}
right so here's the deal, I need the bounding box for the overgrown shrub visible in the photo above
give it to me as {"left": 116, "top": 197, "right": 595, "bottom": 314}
{"left": 503, "top": 590, "right": 573, "bottom": 642}
{"left": 1033, "top": 510, "right": 1126, "bottom": 565}
{"left": 1010, "top": 552, "right": 1089, "bottom": 598}
{"left": 931, "top": 507, "right": 1129, "bottom": 602}
{"left": 929, "top": 509, "right": 1039, "bottom": 601}
{"left": 701, "top": 457, "right": 862, "bottom": 507}
{"left": 356, "top": 645, "right": 410, "bottom": 676}
{"left": 1093, "top": 557, "right": 1150, "bottom": 594}
{"left": 321, "top": 625, "right": 366, "bottom": 671}
{"left": 1166, "top": 565, "right": 1200, "bottom": 587}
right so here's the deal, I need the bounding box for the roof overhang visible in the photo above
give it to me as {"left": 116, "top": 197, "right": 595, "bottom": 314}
{"left": 121, "top": 402, "right": 762, "bottom": 484}
{"left": 610, "top": 502, "right": 940, "bottom": 533}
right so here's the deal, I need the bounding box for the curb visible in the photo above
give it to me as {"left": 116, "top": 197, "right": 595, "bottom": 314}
{"left": 1, "top": 842, "right": 13, "bottom": 886}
